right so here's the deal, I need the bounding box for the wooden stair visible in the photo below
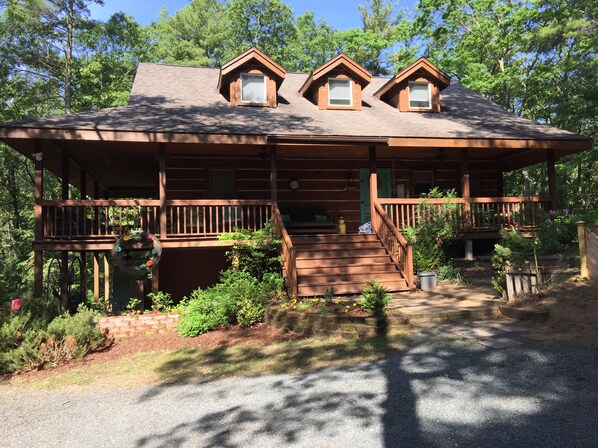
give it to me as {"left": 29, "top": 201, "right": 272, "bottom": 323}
{"left": 292, "top": 233, "right": 409, "bottom": 296}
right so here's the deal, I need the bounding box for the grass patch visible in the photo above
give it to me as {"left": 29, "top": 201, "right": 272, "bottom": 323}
{"left": 4, "top": 333, "right": 412, "bottom": 390}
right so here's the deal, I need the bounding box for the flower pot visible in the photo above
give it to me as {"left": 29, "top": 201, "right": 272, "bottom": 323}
{"left": 419, "top": 271, "right": 437, "bottom": 291}
{"left": 505, "top": 268, "right": 547, "bottom": 299}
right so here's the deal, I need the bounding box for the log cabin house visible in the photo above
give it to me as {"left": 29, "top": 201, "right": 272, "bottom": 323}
{"left": 0, "top": 48, "right": 592, "bottom": 307}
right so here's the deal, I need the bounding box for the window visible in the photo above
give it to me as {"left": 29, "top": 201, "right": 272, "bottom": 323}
{"left": 209, "top": 169, "right": 234, "bottom": 199}
{"left": 413, "top": 171, "right": 434, "bottom": 196}
{"left": 408, "top": 82, "right": 431, "bottom": 109}
{"left": 328, "top": 78, "right": 352, "bottom": 106}
{"left": 241, "top": 74, "right": 266, "bottom": 103}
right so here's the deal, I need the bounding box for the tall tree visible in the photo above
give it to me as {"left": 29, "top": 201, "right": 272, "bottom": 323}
{"left": 225, "top": 0, "right": 296, "bottom": 66}
{"left": 150, "top": 0, "right": 228, "bottom": 66}
{"left": 287, "top": 12, "right": 338, "bottom": 72}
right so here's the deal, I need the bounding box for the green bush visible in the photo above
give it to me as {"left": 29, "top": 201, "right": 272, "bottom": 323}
{"left": 219, "top": 222, "right": 281, "bottom": 280}
{"left": 360, "top": 279, "right": 391, "bottom": 315}
{"left": 0, "top": 302, "right": 107, "bottom": 374}
{"left": 437, "top": 260, "right": 465, "bottom": 284}
{"left": 490, "top": 228, "right": 537, "bottom": 294}
{"left": 178, "top": 270, "right": 285, "bottom": 336}
{"left": 405, "top": 188, "right": 459, "bottom": 272}
{"left": 538, "top": 209, "right": 577, "bottom": 254}
{"left": 148, "top": 291, "right": 173, "bottom": 313}
{"left": 177, "top": 288, "right": 234, "bottom": 337}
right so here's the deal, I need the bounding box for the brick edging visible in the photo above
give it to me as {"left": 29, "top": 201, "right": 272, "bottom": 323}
{"left": 264, "top": 306, "right": 410, "bottom": 339}
{"left": 99, "top": 313, "right": 179, "bottom": 338}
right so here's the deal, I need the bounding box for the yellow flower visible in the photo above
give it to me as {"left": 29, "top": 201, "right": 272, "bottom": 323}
{"left": 353, "top": 303, "right": 357, "bottom": 307}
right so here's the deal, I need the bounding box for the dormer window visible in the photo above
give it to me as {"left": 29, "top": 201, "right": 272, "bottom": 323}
{"left": 328, "top": 78, "right": 352, "bottom": 106}
{"left": 241, "top": 73, "right": 266, "bottom": 104}
{"left": 408, "top": 82, "right": 431, "bottom": 109}
{"left": 217, "top": 47, "right": 286, "bottom": 108}
{"left": 374, "top": 58, "right": 450, "bottom": 113}
{"left": 299, "top": 54, "right": 372, "bottom": 111}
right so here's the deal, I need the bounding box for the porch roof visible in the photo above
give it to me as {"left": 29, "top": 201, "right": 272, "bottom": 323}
{"left": 0, "top": 63, "right": 590, "bottom": 146}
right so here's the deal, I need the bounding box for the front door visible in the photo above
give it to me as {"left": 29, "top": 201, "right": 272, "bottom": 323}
{"left": 360, "top": 168, "right": 392, "bottom": 224}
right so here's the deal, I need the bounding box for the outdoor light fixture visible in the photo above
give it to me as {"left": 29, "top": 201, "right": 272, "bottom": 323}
{"left": 344, "top": 170, "right": 357, "bottom": 191}
{"left": 32, "top": 152, "right": 43, "bottom": 161}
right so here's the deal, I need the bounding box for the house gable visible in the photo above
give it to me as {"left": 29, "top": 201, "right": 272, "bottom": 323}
{"left": 217, "top": 47, "right": 286, "bottom": 108}
{"left": 299, "top": 54, "right": 372, "bottom": 111}
{"left": 374, "top": 58, "right": 450, "bottom": 113}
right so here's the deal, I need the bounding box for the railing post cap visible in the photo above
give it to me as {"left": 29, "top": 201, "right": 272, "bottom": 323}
{"left": 576, "top": 221, "right": 586, "bottom": 225}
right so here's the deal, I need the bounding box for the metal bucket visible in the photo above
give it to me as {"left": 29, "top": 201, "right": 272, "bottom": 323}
{"left": 419, "top": 271, "right": 437, "bottom": 291}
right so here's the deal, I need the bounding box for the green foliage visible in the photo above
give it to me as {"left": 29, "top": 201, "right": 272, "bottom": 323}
{"left": 437, "top": 260, "right": 465, "bottom": 284}
{"left": 538, "top": 209, "right": 577, "bottom": 254}
{"left": 405, "top": 188, "right": 459, "bottom": 272}
{"left": 177, "top": 287, "right": 234, "bottom": 337}
{"left": 125, "top": 297, "right": 142, "bottom": 314}
{"left": 360, "top": 279, "right": 391, "bottom": 315}
{"left": 178, "top": 269, "right": 284, "bottom": 336}
{"left": 0, "top": 302, "right": 106, "bottom": 374}
{"left": 219, "top": 222, "right": 281, "bottom": 280}
{"left": 490, "top": 228, "right": 536, "bottom": 294}
{"left": 148, "top": 291, "right": 173, "bottom": 313}
{"left": 323, "top": 287, "right": 335, "bottom": 306}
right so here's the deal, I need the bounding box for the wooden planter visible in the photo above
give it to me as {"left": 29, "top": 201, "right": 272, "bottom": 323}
{"left": 505, "top": 269, "right": 547, "bottom": 299}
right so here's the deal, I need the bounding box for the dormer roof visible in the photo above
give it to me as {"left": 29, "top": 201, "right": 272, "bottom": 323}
{"left": 299, "top": 53, "right": 372, "bottom": 96}
{"left": 217, "top": 47, "right": 286, "bottom": 96}
{"left": 374, "top": 57, "right": 450, "bottom": 99}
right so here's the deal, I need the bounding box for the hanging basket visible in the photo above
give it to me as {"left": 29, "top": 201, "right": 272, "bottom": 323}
{"left": 112, "top": 230, "right": 162, "bottom": 278}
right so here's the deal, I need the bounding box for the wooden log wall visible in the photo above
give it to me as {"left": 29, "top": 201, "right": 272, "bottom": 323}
{"left": 166, "top": 153, "right": 502, "bottom": 232}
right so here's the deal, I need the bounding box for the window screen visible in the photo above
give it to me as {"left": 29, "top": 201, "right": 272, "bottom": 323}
{"left": 328, "top": 78, "right": 352, "bottom": 106}
{"left": 409, "top": 82, "right": 431, "bottom": 109}
{"left": 241, "top": 74, "right": 266, "bottom": 103}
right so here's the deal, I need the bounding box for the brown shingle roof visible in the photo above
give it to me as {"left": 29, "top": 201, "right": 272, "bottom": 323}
{"left": 0, "top": 63, "right": 586, "bottom": 141}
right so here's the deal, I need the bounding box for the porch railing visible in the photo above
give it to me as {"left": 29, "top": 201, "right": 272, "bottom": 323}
{"left": 379, "top": 197, "right": 551, "bottom": 232}
{"left": 372, "top": 200, "right": 414, "bottom": 288}
{"left": 42, "top": 199, "right": 272, "bottom": 239}
{"left": 271, "top": 202, "right": 298, "bottom": 297}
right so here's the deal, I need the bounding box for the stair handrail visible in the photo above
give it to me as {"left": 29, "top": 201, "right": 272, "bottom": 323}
{"left": 271, "top": 202, "right": 298, "bottom": 297}
{"left": 373, "top": 200, "right": 414, "bottom": 289}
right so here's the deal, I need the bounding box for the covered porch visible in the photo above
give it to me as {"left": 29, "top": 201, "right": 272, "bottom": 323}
{"left": 0, "top": 127, "right": 588, "bottom": 303}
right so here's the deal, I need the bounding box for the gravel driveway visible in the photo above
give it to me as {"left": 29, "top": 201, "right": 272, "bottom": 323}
{"left": 1, "top": 329, "right": 597, "bottom": 448}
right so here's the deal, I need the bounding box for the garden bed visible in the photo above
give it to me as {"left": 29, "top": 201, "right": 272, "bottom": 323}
{"left": 265, "top": 306, "right": 410, "bottom": 339}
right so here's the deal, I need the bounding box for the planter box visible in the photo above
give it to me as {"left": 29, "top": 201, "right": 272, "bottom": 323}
{"left": 505, "top": 269, "right": 547, "bottom": 299}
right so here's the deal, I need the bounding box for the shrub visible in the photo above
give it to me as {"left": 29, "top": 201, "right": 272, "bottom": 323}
{"left": 177, "top": 270, "right": 285, "bottom": 336}
{"left": 323, "top": 287, "right": 335, "bottom": 306}
{"left": 405, "top": 188, "right": 459, "bottom": 272}
{"left": 538, "top": 209, "right": 577, "bottom": 254}
{"left": 490, "top": 228, "right": 537, "bottom": 295}
{"left": 42, "top": 306, "right": 107, "bottom": 362}
{"left": 360, "top": 279, "right": 391, "bottom": 315}
{"left": 148, "top": 291, "right": 173, "bottom": 313}
{"left": 437, "top": 260, "right": 465, "bottom": 284}
{"left": 0, "top": 303, "right": 107, "bottom": 374}
{"left": 177, "top": 288, "right": 234, "bottom": 337}
{"left": 219, "top": 222, "right": 281, "bottom": 280}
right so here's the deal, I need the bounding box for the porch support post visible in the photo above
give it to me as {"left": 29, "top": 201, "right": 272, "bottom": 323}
{"left": 103, "top": 251, "right": 110, "bottom": 303}
{"left": 158, "top": 143, "right": 167, "bottom": 239}
{"left": 33, "top": 141, "right": 44, "bottom": 299}
{"left": 369, "top": 146, "right": 378, "bottom": 227}
{"left": 577, "top": 221, "right": 588, "bottom": 278}
{"left": 93, "top": 252, "right": 100, "bottom": 300}
{"left": 60, "top": 152, "right": 69, "bottom": 310}
{"left": 461, "top": 149, "right": 473, "bottom": 258}
{"left": 151, "top": 265, "right": 159, "bottom": 294}
{"left": 547, "top": 148, "right": 557, "bottom": 211}
{"left": 80, "top": 170, "right": 87, "bottom": 300}
{"left": 269, "top": 145, "right": 277, "bottom": 202}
